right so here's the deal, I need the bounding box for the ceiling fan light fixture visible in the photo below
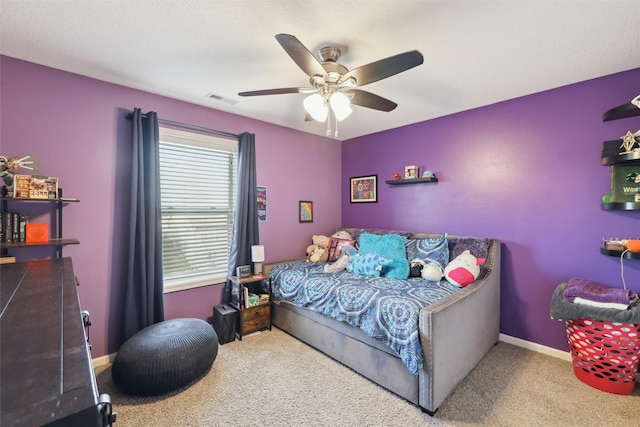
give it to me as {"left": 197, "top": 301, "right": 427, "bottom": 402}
{"left": 304, "top": 93, "right": 328, "bottom": 122}
{"left": 330, "top": 92, "right": 352, "bottom": 121}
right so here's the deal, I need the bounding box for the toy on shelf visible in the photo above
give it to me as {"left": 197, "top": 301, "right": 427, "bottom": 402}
{"left": 603, "top": 237, "right": 640, "bottom": 253}
{"left": 1, "top": 155, "right": 36, "bottom": 187}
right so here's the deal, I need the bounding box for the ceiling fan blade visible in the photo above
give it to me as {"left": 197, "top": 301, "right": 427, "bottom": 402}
{"left": 238, "top": 87, "right": 313, "bottom": 96}
{"left": 345, "top": 89, "right": 397, "bottom": 112}
{"left": 342, "top": 50, "right": 423, "bottom": 87}
{"left": 275, "top": 34, "right": 328, "bottom": 79}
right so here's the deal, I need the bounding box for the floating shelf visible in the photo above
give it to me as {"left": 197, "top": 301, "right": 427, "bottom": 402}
{"left": 601, "top": 202, "right": 640, "bottom": 211}
{"left": 600, "top": 247, "right": 640, "bottom": 259}
{"left": 0, "top": 238, "right": 80, "bottom": 250}
{"left": 602, "top": 150, "right": 640, "bottom": 165}
{"left": 603, "top": 102, "right": 640, "bottom": 122}
{"left": 386, "top": 177, "right": 438, "bottom": 185}
{"left": 0, "top": 196, "right": 79, "bottom": 203}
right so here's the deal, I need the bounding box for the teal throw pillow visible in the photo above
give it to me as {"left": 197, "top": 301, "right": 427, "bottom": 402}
{"left": 358, "top": 233, "right": 409, "bottom": 279}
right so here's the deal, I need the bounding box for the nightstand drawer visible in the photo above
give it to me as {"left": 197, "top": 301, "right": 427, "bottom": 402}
{"left": 239, "top": 304, "right": 270, "bottom": 336}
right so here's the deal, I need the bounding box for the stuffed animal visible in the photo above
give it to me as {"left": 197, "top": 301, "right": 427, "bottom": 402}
{"left": 422, "top": 262, "right": 444, "bottom": 281}
{"left": 306, "top": 235, "right": 331, "bottom": 263}
{"left": 324, "top": 245, "right": 357, "bottom": 273}
{"left": 409, "top": 258, "right": 426, "bottom": 277}
{"left": 349, "top": 253, "right": 393, "bottom": 277}
{"left": 444, "top": 250, "right": 484, "bottom": 287}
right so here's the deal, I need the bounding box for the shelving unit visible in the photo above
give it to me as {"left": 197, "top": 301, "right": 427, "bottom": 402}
{"left": 600, "top": 98, "right": 640, "bottom": 258}
{"left": 386, "top": 176, "right": 438, "bottom": 185}
{"left": 1, "top": 188, "right": 79, "bottom": 258}
{"left": 228, "top": 274, "right": 272, "bottom": 340}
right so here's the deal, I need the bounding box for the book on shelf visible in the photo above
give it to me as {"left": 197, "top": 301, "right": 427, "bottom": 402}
{"left": 231, "top": 281, "right": 243, "bottom": 309}
{"left": 243, "top": 286, "right": 250, "bottom": 309}
{"left": 0, "top": 210, "right": 29, "bottom": 243}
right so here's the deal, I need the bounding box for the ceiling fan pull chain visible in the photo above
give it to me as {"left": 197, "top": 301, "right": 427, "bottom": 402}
{"left": 326, "top": 110, "right": 332, "bottom": 137}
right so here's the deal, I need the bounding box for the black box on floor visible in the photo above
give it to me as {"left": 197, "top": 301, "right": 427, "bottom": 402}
{"left": 213, "top": 303, "right": 238, "bottom": 344}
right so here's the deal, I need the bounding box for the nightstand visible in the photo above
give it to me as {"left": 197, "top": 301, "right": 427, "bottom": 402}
{"left": 229, "top": 274, "right": 272, "bottom": 340}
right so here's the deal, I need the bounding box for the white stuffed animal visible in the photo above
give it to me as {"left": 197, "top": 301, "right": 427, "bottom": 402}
{"left": 422, "top": 262, "right": 444, "bottom": 281}
{"left": 444, "top": 250, "right": 484, "bottom": 287}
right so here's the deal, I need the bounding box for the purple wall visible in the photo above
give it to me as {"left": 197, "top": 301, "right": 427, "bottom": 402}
{"left": 3, "top": 55, "right": 639, "bottom": 357}
{"left": 342, "top": 67, "right": 640, "bottom": 350}
{"left": 1, "top": 56, "right": 341, "bottom": 357}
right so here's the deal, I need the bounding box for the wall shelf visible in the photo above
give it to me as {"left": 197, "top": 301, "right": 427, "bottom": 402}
{"left": 386, "top": 177, "right": 438, "bottom": 185}
{"left": 1, "top": 238, "right": 80, "bottom": 249}
{"left": 602, "top": 151, "right": 640, "bottom": 166}
{"left": 600, "top": 247, "right": 640, "bottom": 260}
{"left": 603, "top": 101, "right": 640, "bottom": 122}
{"left": 601, "top": 202, "right": 640, "bottom": 211}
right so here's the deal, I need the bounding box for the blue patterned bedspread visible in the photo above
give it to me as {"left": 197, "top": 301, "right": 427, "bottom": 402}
{"left": 270, "top": 261, "right": 462, "bottom": 376}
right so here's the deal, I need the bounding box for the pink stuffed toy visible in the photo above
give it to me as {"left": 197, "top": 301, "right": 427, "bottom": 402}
{"left": 444, "top": 250, "right": 485, "bottom": 287}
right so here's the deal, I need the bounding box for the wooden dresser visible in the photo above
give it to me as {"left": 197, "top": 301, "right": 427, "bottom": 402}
{"left": 1, "top": 258, "right": 115, "bottom": 426}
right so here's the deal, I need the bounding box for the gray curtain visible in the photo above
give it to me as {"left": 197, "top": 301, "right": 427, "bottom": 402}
{"left": 225, "top": 132, "right": 259, "bottom": 301}
{"left": 122, "top": 108, "right": 164, "bottom": 342}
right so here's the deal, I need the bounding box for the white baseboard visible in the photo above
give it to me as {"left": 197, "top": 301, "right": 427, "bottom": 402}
{"left": 499, "top": 333, "right": 640, "bottom": 383}
{"left": 92, "top": 352, "right": 117, "bottom": 368}
{"left": 499, "top": 333, "right": 572, "bottom": 362}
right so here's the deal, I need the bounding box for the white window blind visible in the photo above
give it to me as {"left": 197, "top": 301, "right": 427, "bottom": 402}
{"left": 159, "top": 127, "right": 238, "bottom": 293}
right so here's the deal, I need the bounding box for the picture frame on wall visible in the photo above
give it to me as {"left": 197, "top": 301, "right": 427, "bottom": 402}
{"left": 299, "top": 200, "right": 313, "bottom": 223}
{"left": 404, "top": 165, "right": 418, "bottom": 179}
{"left": 350, "top": 175, "right": 378, "bottom": 203}
{"left": 257, "top": 186, "right": 267, "bottom": 222}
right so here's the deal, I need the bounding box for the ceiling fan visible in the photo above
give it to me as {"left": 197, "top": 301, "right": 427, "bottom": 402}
{"left": 238, "top": 34, "right": 423, "bottom": 136}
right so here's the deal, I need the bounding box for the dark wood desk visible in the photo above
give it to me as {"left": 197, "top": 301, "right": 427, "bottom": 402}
{"left": 1, "top": 258, "right": 115, "bottom": 426}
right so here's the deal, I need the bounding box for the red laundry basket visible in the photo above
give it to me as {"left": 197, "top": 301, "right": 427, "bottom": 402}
{"left": 565, "top": 318, "right": 640, "bottom": 394}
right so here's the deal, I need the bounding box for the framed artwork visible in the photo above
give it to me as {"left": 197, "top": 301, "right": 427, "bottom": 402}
{"left": 257, "top": 186, "right": 267, "bottom": 222}
{"left": 299, "top": 200, "right": 313, "bottom": 223}
{"left": 404, "top": 165, "right": 418, "bottom": 179}
{"left": 350, "top": 175, "right": 378, "bottom": 203}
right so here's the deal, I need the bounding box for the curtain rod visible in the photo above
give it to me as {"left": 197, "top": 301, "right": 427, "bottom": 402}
{"left": 125, "top": 111, "right": 239, "bottom": 140}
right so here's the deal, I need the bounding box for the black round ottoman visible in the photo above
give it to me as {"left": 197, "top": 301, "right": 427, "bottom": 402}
{"left": 112, "top": 318, "right": 218, "bottom": 396}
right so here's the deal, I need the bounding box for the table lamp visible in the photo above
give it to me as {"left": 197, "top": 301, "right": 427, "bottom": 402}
{"left": 251, "top": 245, "right": 265, "bottom": 275}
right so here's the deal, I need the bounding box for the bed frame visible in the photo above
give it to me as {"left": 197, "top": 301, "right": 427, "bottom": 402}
{"left": 264, "top": 232, "right": 501, "bottom": 415}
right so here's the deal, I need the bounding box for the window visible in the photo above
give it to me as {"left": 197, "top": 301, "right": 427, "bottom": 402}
{"left": 159, "top": 127, "right": 238, "bottom": 293}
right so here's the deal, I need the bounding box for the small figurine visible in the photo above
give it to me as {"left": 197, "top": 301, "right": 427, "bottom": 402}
{"left": 1, "top": 155, "right": 36, "bottom": 187}
{"left": 393, "top": 172, "right": 401, "bottom": 179}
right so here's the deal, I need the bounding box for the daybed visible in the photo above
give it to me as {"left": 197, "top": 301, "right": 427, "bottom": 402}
{"left": 264, "top": 228, "right": 501, "bottom": 415}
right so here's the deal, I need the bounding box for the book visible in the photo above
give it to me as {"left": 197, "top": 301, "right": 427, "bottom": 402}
{"left": 12, "top": 212, "right": 19, "bottom": 242}
{"left": 231, "top": 281, "right": 243, "bottom": 309}
{"left": 13, "top": 174, "right": 32, "bottom": 198}
{"left": 4, "top": 211, "right": 12, "bottom": 243}
{"left": 243, "top": 286, "right": 249, "bottom": 309}
{"left": 18, "top": 212, "right": 28, "bottom": 242}
{"left": 29, "top": 175, "right": 58, "bottom": 199}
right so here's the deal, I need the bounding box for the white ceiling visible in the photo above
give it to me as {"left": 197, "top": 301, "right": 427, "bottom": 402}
{"left": 2, "top": 0, "right": 639, "bottom": 141}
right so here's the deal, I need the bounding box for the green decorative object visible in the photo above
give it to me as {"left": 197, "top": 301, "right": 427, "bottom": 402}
{"left": 602, "top": 194, "right": 611, "bottom": 203}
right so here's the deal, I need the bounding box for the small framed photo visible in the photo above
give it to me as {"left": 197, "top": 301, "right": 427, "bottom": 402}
{"left": 404, "top": 165, "right": 418, "bottom": 179}
{"left": 299, "top": 200, "right": 313, "bottom": 223}
{"left": 350, "top": 175, "right": 378, "bottom": 203}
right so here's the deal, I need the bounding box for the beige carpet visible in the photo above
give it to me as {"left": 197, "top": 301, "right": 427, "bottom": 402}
{"left": 95, "top": 327, "right": 639, "bottom": 426}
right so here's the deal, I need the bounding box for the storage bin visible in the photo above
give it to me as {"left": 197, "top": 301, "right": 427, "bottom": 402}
{"left": 212, "top": 303, "right": 238, "bottom": 344}
{"left": 565, "top": 318, "right": 640, "bottom": 394}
